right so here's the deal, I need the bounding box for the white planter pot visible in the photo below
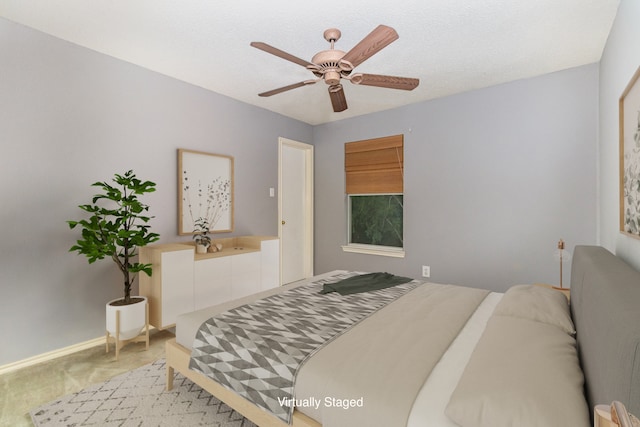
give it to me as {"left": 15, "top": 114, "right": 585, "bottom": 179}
{"left": 196, "top": 244, "right": 208, "bottom": 254}
{"left": 106, "top": 296, "right": 147, "bottom": 341}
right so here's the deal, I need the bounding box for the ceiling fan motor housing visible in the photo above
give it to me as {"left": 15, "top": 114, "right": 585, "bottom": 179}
{"left": 311, "top": 49, "right": 346, "bottom": 85}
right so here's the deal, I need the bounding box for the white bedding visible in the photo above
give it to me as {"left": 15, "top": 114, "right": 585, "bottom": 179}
{"left": 407, "top": 292, "right": 502, "bottom": 427}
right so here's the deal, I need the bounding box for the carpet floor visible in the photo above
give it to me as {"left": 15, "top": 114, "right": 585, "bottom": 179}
{"left": 30, "top": 359, "right": 257, "bottom": 427}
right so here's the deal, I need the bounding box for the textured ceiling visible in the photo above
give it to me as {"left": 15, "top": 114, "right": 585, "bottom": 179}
{"left": 0, "top": 0, "right": 620, "bottom": 125}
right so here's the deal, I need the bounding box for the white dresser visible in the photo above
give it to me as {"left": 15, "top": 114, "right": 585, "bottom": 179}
{"left": 139, "top": 236, "right": 279, "bottom": 329}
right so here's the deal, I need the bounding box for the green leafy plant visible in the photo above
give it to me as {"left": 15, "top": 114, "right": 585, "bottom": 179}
{"left": 67, "top": 170, "right": 160, "bottom": 305}
{"left": 192, "top": 217, "right": 212, "bottom": 247}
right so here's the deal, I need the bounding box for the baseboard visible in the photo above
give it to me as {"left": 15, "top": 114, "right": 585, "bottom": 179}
{"left": 0, "top": 336, "right": 105, "bottom": 376}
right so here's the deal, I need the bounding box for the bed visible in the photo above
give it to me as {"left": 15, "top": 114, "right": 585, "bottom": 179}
{"left": 165, "top": 245, "right": 640, "bottom": 426}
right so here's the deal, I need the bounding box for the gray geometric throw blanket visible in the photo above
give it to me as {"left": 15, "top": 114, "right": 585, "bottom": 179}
{"left": 189, "top": 272, "right": 422, "bottom": 424}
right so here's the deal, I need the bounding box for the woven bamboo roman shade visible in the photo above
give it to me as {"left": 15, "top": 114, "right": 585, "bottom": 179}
{"left": 345, "top": 134, "right": 404, "bottom": 194}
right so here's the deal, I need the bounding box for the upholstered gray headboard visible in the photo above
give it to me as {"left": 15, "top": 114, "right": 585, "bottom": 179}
{"left": 570, "top": 245, "right": 640, "bottom": 416}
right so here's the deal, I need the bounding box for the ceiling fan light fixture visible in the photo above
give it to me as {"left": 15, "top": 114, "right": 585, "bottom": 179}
{"left": 250, "top": 25, "right": 418, "bottom": 112}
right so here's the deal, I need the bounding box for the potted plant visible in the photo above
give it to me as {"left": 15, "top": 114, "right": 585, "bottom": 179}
{"left": 193, "top": 217, "right": 211, "bottom": 253}
{"left": 67, "top": 170, "right": 160, "bottom": 346}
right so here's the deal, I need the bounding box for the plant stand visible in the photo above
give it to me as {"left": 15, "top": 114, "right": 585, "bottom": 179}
{"left": 105, "top": 301, "right": 150, "bottom": 360}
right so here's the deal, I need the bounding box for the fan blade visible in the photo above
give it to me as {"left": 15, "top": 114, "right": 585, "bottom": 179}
{"left": 350, "top": 73, "right": 419, "bottom": 90}
{"left": 250, "top": 42, "right": 315, "bottom": 68}
{"left": 329, "top": 84, "right": 348, "bottom": 112}
{"left": 258, "top": 80, "right": 316, "bottom": 97}
{"left": 339, "top": 25, "right": 399, "bottom": 72}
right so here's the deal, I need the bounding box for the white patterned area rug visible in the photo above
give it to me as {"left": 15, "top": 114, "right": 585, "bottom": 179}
{"left": 30, "top": 359, "right": 257, "bottom": 426}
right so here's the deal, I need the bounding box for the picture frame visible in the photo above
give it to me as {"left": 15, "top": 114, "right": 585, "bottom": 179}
{"left": 178, "top": 149, "right": 234, "bottom": 235}
{"left": 620, "top": 66, "right": 640, "bottom": 239}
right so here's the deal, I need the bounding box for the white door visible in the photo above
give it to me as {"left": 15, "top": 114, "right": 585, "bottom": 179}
{"left": 279, "top": 138, "right": 313, "bottom": 285}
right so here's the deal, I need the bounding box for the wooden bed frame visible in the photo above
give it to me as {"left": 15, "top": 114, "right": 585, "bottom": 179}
{"left": 166, "top": 337, "right": 321, "bottom": 427}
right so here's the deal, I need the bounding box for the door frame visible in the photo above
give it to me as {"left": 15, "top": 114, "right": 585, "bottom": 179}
{"left": 278, "top": 137, "right": 314, "bottom": 284}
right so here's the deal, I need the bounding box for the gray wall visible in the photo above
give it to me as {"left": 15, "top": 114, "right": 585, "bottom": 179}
{"left": 313, "top": 64, "right": 598, "bottom": 291}
{"left": 0, "top": 15, "right": 601, "bottom": 366}
{"left": 0, "top": 18, "right": 312, "bottom": 365}
{"left": 598, "top": 0, "right": 640, "bottom": 269}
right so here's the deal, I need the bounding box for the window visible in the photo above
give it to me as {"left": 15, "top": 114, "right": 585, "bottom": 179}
{"left": 342, "top": 135, "right": 404, "bottom": 257}
{"left": 349, "top": 194, "right": 403, "bottom": 246}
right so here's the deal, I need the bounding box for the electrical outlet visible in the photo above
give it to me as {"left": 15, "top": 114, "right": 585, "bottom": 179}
{"left": 422, "top": 265, "right": 430, "bottom": 278}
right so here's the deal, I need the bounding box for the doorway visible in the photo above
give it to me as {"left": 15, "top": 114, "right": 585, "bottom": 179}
{"left": 278, "top": 138, "right": 314, "bottom": 285}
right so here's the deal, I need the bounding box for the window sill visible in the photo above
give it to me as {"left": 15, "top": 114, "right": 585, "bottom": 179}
{"left": 341, "top": 244, "right": 405, "bottom": 258}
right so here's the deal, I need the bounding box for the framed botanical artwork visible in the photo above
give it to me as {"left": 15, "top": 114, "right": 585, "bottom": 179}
{"left": 620, "top": 67, "right": 640, "bottom": 238}
{"left": 178, "top": 149, "right": 234, "bottom": 235}
{"left": 619, "top": 68, "right": 640, "bottom": 238}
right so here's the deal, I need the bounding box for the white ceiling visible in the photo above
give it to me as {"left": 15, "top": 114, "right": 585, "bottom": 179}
{"left": 0, "top": 0, "right": 620, "bottom": 125}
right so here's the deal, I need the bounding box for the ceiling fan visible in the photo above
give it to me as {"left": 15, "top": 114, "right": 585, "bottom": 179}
{"left": 250, "top": 25, "right": 420, "bottom": 113}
